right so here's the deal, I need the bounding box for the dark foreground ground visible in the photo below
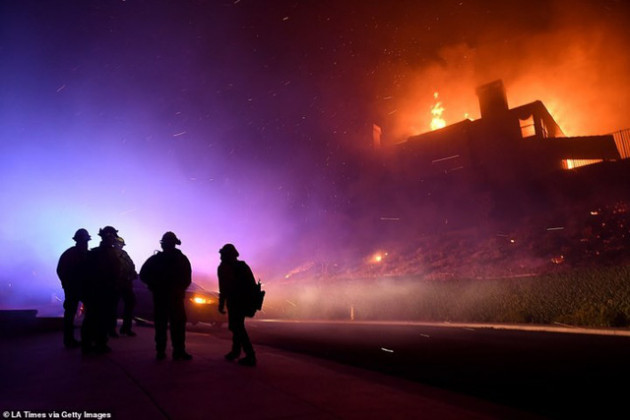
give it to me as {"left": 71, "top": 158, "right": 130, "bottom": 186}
{"left": 0, "top": 317, "right": 538, "bottom": 420}
{"left": 244, "top": 320, "right": 630, "bottom": 419}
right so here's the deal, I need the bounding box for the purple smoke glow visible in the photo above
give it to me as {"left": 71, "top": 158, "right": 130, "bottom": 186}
{"left": 1, "top": 1, "right": 322, "bottom": 305}
{"left": 2, "top": 0, "right": 630, "bottom": 311}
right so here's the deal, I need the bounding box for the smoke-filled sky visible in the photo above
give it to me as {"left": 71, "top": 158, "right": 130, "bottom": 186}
{"left": 1, "top": 0, "right": 629, "bottom": 300}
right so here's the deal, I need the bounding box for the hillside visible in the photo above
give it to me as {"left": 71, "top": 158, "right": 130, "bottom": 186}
{"left": 281, "top": 160, "right": 630, "bottom": 283}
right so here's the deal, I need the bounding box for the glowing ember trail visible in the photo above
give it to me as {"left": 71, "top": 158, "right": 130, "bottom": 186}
{"left": 430, "top": 92, "right": 446, "bottom": 130}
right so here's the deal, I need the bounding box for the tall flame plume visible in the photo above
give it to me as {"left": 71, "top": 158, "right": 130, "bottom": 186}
{"left": 430, "top": 91, "right": 446, "bottom": 131}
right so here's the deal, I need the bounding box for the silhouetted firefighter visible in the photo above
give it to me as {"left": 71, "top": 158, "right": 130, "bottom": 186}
{"left": 140, "top": 232, "right": 193, "bottom": 361}
{"left": 111, "top": 235, "right": 138, "bottom": 337}
{"left": 82, "top": 226, "right": 121, "bottom": 354}
{"left": 56, "top": 228, "right": 91, "bottom": 348}
{"left": 218, "top": 243, "right": 257, "bottom": 366}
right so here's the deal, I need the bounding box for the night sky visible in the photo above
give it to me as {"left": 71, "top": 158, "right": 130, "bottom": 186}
{"left": 1, "top": 0, "right": 629, "bottom": 301}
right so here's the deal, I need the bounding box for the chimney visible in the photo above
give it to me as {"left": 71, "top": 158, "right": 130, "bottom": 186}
{"left": 476, "top": 79, "right": 509, "bottom": 119}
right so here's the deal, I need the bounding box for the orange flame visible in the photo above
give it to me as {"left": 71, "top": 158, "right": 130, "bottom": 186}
{"left": 430, "top": 92, "right": 446, "bottom": 130}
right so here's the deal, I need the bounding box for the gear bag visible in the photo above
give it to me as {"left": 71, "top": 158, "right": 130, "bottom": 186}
{"left": 245, "top": 279, "right": 265, "bottom": 318}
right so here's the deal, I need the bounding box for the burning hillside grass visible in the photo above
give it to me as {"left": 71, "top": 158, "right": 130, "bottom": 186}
{"left": 279, "top": 196, "right": 630, "bottom": 285}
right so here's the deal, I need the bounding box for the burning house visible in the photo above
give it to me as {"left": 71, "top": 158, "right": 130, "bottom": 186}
{"left": 391, "top": 80, "right": 621, "bottom": 185}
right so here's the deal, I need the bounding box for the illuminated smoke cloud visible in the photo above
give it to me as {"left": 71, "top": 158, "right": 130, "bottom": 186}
{"left": 376, "top": 0, "right": 630, "bottom": 142}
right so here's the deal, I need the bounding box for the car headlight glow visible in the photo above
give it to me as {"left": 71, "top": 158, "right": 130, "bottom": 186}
{"left": 190, "top": 295, "right": 214, "bottom": 305}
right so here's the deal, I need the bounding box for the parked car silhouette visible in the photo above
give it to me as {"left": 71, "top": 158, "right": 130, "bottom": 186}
{"left": 73, "top": 281, "right": 226, "bottom": 328}
{"left": 132, "top": 281, "right": 226, "bottom": 327}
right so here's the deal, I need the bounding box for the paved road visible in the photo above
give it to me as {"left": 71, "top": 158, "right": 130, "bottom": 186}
{"left": 224, "top": 320, "right": 630, "bottom": 419}
{"left": 0, "top": 322, "right": 537, "bottom": 420}
{"left": 3, "top": 312, "right": 626, "bottom": 418}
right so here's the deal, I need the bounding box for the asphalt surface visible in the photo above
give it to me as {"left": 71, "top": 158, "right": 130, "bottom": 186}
{"left": 246, "top": 320, "right": 630, "bottom": 419}
{"left": 0, "top": 318, "right": 539, "bottom": 420}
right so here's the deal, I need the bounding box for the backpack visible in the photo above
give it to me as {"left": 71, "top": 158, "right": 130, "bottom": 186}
{"left": 244, "top": 279, "right": 266, "bottom": 318}
{"left": 234, "top": 260, "right": 266, "bottom": 317}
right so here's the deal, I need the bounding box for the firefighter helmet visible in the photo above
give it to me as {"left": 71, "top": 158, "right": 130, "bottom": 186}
{"left": 219, "top": 243, "right": 239, "bottom": 258}
{"left": 72, "top": 228, "right": 91, "bottom": 242}
{"left": 115, "top": 236, "right": 126, "bottom": 247}
{"left": 98, "top": 226, "right": 118, "bottom": 237}
{"left": 161, "top": 231, "right": 181, "bottom": 246}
